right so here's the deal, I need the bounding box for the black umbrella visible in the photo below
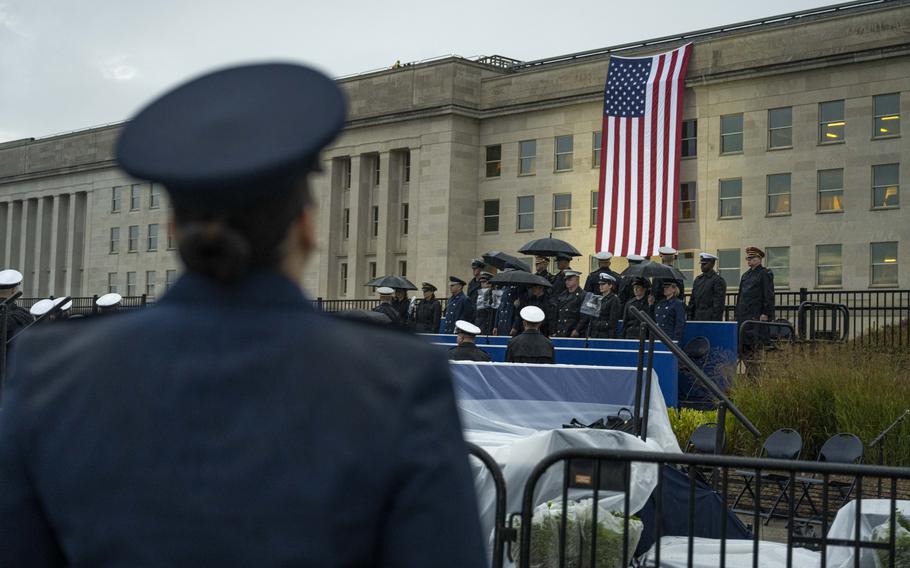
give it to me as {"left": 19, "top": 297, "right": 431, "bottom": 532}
{"left": 620, "top": 261, "right": 686, "bottom": 281}
{"left": 489, "top": 271, "right": 552, "bottom": 288}
{"left": 518, "top": 236, "right": 582, "bottom": 257}
{"left": 482, "top": 251, "right": 531, "bottom": 272}
{"left": 364, "top": 275, "right": 417, "bottom": 290}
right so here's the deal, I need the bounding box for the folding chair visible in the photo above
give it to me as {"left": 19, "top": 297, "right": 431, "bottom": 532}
{"left": 685, "top": 422, "right": 723, "bottom": 454}
{"left": 731, "top": 428, "right": 802, "bottom": 524}
{"left": 793, "top": 433, "right": 864, "bottom": 523}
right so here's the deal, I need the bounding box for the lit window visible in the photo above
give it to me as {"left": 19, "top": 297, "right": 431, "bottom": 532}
{"left": 872, "top": 164, "right": 900, "bottom": 209}
{"left": 768, "top": 107, "right": 792, "bottom": 149}
{"left": 517, "top": 196, "right": 534, "bottom": 231}
{"left": 147, "top": 223, "right": 159, "bottom": 251}
{"left": 400, "top": 203, "right": 409, "bottom": 235}
{"left": 128, "top": 225, "right": 139, "bottom": 252}
{"left": 126, "top": 271, "right": 137, "bottom": 296}
{"left": 816, "top": 244, "right": 842, "bottom": 287}
{"left": 819, "top": 100, "right": 845, "bottom": 143}
{"left": 590, "top": 191, "right": 599, "bottom": 227}
{"left": 717, "top": 249, "right": 741, "bottom": 285}
{"left": 767, "top": 173, "right": 791, "bottom": 215}
{"left": 818, "top": 169, "right": 844, "bottom": 212}
{"left": 679, "top": 182, "right": 696, "bottom": 221}
{"left": 553, "top": 193, "right": 572, "bottom": 229}
{"left": 681, "top": 119, "right": 697, "bottom": 157}
{"left": 518, "top": 140, "right": 536, "bottom": 175}
{"left": 145, "top": 271, "right": 156, "bottom": 299}
{"left": 109, "top": 227, "right": 120, "bottom": 254}
{"left": 483, "top": 200, "right": 500, "bottom": 232}
{"left": 592, "top": 131, "right": 602, "bottom": 168}
{"left": 485, "top": 145, "right": 501, "bottom": 178}
{"left": 871, "top": 242, "right": 899, "bottom": 287}
{"left": 554, "top": 135, "right": 573, "bottom": 172}
{"left": 873, "top": 94, "right": 900, "bottom": 138}
{"left": 111, "top": 187, "right": 123, "bottom": 213}
{"left": 718, "top": 179, "right": 742, "bottom": 218}
{"left": 107, "top": 272, "right": 118, "bottom": 294}
{"left": 720, "top": 114, "right": 743, "bottom": 154}
{"left": 766, "top": 247, "right": 790, "bottom": 288}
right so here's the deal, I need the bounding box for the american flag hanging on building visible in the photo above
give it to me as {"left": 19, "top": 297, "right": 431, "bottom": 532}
{"left": 595, "top": 44, "right": 692, "bottom": 257}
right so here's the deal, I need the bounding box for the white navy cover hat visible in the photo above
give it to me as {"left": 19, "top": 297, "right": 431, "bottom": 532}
{"left": 30, "top": 299, "right": 54, "bottom": 317}
{"left": 0, "top": 269, "right": 23, "bottom": 289}
{"left": 593, "top": 251, "right": 614, "bottom": 261}
{"left": 519, "top": 305, "right": 546, "bottom": 323}
{"left": 626, "top": 254, "right": 645, "bottom": 262}
{"left": 454, "top": 320, "right": 481, "bottom": 335}
{"left": 96, "top": 292, "right": 123, "bottom": 307}
{"left": 658, "top": 246, "right": 678, "bottom": 255}
{"left": 564, "top": 270, "right": 582, "bottom": 278}
{"left": 52, "top": 297, "right": 73, "bottom": 311}
{"left": 598, "top": 272, "right": 617, "bottom": 283}
{"left": 376, "top": 286, "right": 394, "bottom": 295}
{"left": 699, "top": 252, "right": 718, "bottom": 261}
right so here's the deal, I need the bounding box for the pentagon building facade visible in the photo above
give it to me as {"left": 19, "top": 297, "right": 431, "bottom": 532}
{"left": 0, "top": 0, "right": 908, "bottom": 300}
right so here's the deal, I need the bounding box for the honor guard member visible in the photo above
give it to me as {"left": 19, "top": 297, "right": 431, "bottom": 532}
{"left": 30, "top": 298, "right": 73, "bottom": 323}
{"left": 623, "top": 278, "right": 653, "bottom": 339}
{"left": 0, "top": 63, "right": 485, "bottom": 567}
{"left": 411, "top": 282, "right": 442, "bottom": 333}
{"left": 466, "top": 258, "right": 485, "bottom": 306}
{"left": 506, "top": 306, "right": 555, "bottom": 364}
{"left": 443, "top": 276, "right": 473, "bottom": 333}
{"left": 95, "top": 292, "right": 123, "bottom": 315}
{"left": 584, "top": 251, "right": 621, "bottom": 294}
{"left": 580, "top": 273, "right": 622, "bottom": 339}
{"left": 651, "top": 246, "right": 685, "bottom": 303}
{"left": 0, "top": 269, "right": 33, "bottom": 341}
{"left": 736, "top": 246, "right": 775, "bottom": 356}
{"left": 372, "top": 286, "right": 402, "bottom": 325}
{"left": 550, "top": 253, "right": 573, "bottom": 297}
{"left": 447, "top": 320, "right": 492, "bottom": 362}
{"left": 534, "top": 256, "right": 552, "bottom": 280}
{"left": 472, "top": 272, "right": 495, "bottom": 335}
{"left": 552, "top": 270, "right": 586, "bottom": 337}
{"left": 687, "top": 252, "right": 727, "bottom": 321}
{"left": 654, "top": 280, "right": 686, "bottom": 341}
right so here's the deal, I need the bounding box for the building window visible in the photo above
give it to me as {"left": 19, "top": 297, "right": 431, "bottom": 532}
{"left": 681, "top": 119, "right": 697, "bottom": 157}
{"left": 166, "top": 269, "right": 177, "bottom": 291}
{"left": 111, "top": 186, "right": 123, "bottom": 213}
{"left": 339, "top": 263, "right": 348, "bottom": 296}
{"left": 590, "top": 191, "right": 599, "bottom": 227}
{"left": 126, "top": 271, "right": 137, "bottom": 296}
{"left": 483, "top": 199, "right": 500, "bottom": 233}
{"left": 818, "top": 169, "right": 844, "bottom": 213}
{"left": 373, "top": 156, "right": 381, "bottom": 186}
{"left": 399, "top": 260, "right": 407, "bottom": 278}
{"left": 109, "top": 227, "right": 120, "bottom": 254}
{"left": 679, "top": 182, "right": 696, "bottom": 221}
{"left": 149, "top": 184, "right": 162, "bottom": 209}
{"left": 816, "top": 244, "right": 843, "bottom": 287}
{"left": 717, "top": 249, "right": 741, "bottom": 285}
{"left": 107, "top": 272, "right": 118, "bottom": 294}
{"left": 167, "top": 225, "right": 175, "bottom": 250}
{"left": 146, "top": 271, "right": 156, "bottom": 298}
{"left": 718, "top": 179, "right": 742, "bottom": 218}
{"left": 130, "top": 184, "right": 141, "bottom": 210}
{"left": 767, "top": 173, "right": 791, "bottom": 216}
{"left": 403, "top": 151, "right": 411, "bottom": 183}
{"left": 677, "top": 252, "right": 695, "bottom": 282}
{"left": 766, "top": 247, "right": 790, "bottom": 289}
{"left": 344, "top": 157, "right": 352, "bottom": 189}
{"left": 518, "top": 140, "right": 536, "bottom": 176}
{"left": 553, "top": 193, "right": 572, "bottom": 229}
{"left": 371, "top": 206, "right": 379, "bottom": 237}
{"left": 485, "top": 145, "right": 501, "bottom": 178}
{"left": 368, "top": 261, "right": 377, "bottom": 281}
{"left": 343, "top": 208, "right": 350, "bottom": 239}
{"left": 128, "top": 225, "right": 139, "bottom": 252}
{"left": 517, "top": 196, "right": 535, "bottom": 231}
{"left": 592, "top": 131, "right": 602, "bottom": 168}
{"left": 873, "top": 93, "right": 900, "bottom": 138}
{"left": 147, "top": 223, "right": 159, "bottom": 251}
{"left": 720, "top": 114, "right": 743, "bottom": 154}
{"left": 819, "top": 100, "right": 845, "bottom": 143}
{"left": 871, "top": 242, "right": 899, "bottom": 287}
{"left": 400, "top": 203, "right": 409, "bottom": 235}
{"left": 554, "top": 134, "right": 573, "bottom": 172}
{"left": 872, "top": 164, "right": 900, "bottom": 209}
{"left": 768, "top": 107, "right": 792, "bottom": 149}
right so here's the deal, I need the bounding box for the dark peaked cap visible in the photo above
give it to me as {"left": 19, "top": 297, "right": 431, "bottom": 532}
{"left": 116, "top": 63, "right": 347, "bottom": 209}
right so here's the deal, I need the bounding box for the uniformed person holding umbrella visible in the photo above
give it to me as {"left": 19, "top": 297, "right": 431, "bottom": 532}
{"left": 687, "top": 252, "right": 727, "bottom": 321}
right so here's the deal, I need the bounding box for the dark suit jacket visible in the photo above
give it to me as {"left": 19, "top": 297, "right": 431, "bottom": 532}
{"left": 687, "top": 271, "right": 727, "bottom": 321}
{"left": 0, "top": 271, "right": 485, "bottom": 567}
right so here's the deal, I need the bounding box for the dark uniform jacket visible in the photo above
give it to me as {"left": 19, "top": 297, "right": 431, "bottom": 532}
{"left": 623, "top": 296, "right": 653, "bottom": 339}
{"left": 580, "top": 293, "right": 621, "bottom": 338}
{"left": 505, "top": 330, "right": 555, "bottom": 364}
{"left": 736, "top": 265, "right": 775, "bottom": 346}
{"left": 654, "top": 296, "right": 686, "bottom": 341}
{"left": 583, "top": 268, "right": 622, "bottom": 294}
{"left": 447, "top": 342, "right": 492, "bottom": 362}
{"left": 390, "top": 297, "right": 410, "bottom": 324}
{"left": 687, "top": 270, "right": 727, "bottom": 321}
{"left": 2, "top": 304, "right": 33, "bottom": 342}
{"left": 550, "top": 270, "right": 568, "bottom": 298}
{"left": 617, "top": 275, "right": 637, "bottom": 306}
{"left": 373, "top": 301, "right": 401, "bottom": 325}
{"left": 651, "top": 274, "right": 685, "bottom": 304}
{"left": 0, "top": 271, "right": 486, "bottom": 567}
{"left": 411, "top": 297, "right": 441, "bottom": 333}
{"left": 552, "top": 288, "right": 586, "bottom": 337}
{"left": 443, "top": 292, "right": 473, "bottom": 333}
{"left": 493, "top": 286, "right": 517, "bottom": 336}
{"left": 466, "top": 277, "right": 482, "bottom": 304}
{"left": 514, "top": 292, "right": 550, "bottom": 336}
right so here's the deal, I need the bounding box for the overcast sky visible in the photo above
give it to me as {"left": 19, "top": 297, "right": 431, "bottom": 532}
{"left": 1, "top": 0, "right": 838, "bottom": 143}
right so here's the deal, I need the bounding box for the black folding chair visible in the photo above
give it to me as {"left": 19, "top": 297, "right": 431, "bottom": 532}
{"left": 793, "top": 432, "right": 864, "bottom": 522}
{"left": 731, "top": 428, "right": 803, "bottom": 524}
{"left": 685, "top": 422, "right": 723, "bottom": 454}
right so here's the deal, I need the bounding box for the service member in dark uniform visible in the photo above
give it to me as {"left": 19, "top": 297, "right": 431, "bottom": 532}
{"left": 618, "top": 254, "right": 647, "bottom": 305}
{"left": 580, "top": 273, "right": 622, "bottom": 338}
{"left": 492, "top": 279, "right": 519, "bottom": 336}
{"left": 535, "top": 256, "right": 552, "bottom": 281}
{"left": 95, "top": 292, "right": 123, "bottom": 315}
{"left": 443, "top": 276, "right": 473, "bottom": 333}
{"left": 549, "top": 253, "right": 573, "bottom": 297}
{"left": 0, "top": 269, "right": 33, "bottom": 343}
{"left": 552, "top": 270, "right": 586, "bottom": 337}
{"left": 514, "top": 283, "right": 550, "bottom": 336}
{"left": 623, "top": 278, "right": 653, "bottom": 339}
{"left": 472, "top": 272, "right": 495, "bottom": 335}
{"left": 654, "top": 280, "right": 686, "bottom": 340}
{"left": 466, "top": 258, "right": 485, "bottom": 306}
{"left": 687, "top": 252, "right": 727, "bottom": 321}
{"left": 584, "top": 251, "right": 621, "bottom": 294}
{"left": 373, "top": 286, "right": 402, "bottom": 325}
{"left": 651, "top": 245, "right": 685, "bottom": 303}
{"left": 390, "top": 288, "right": 410, "bottom": 324}
{"left": 447, "top": 320, "right": 492, "bottom": 362}
{"left": 0, "top": 63, "right": 485, "bottom": 567}
{"left": 736, "top": 246, "right": 775, "bottom": 356}
{"left": 411, "top": 282, "right": 442, "bottom": 333}
{"left": 506, "top": 306, "right": 555, "bottom": 364}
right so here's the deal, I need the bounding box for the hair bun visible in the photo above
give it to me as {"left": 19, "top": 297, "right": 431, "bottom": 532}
{"left": 177, "top": 222, "right": 252, "bottom": 283}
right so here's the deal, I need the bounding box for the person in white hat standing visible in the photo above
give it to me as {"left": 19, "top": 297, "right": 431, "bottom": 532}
{"left": 0, "top": 269, "right": 33, "bottom": 343}
{"left": 584, "top": 251, "right": 621, "bottom": 294}
{"left": 506, "top": 306, "right": 554, "bottom": 364}
{"left": 447, "top": 320, "right": 492, "bottom": 361}
{"left": 687, "top": 252, "right": 727, "bottom": 321}
{"left": 371, "top": 286, "right": 401, "bottom": 325}
{"left": 579, "top": 273, "right": 622, "bottom": 338}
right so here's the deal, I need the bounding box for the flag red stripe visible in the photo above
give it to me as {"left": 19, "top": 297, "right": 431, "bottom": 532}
{"left": 635, "top": 118, "right": 645, "bottom": 257}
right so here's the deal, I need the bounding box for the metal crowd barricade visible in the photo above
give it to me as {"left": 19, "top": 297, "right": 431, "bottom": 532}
{"left": 798, "top": 301, "right": 850, "bottom": 343}
{"left": 515, "top": 448, "right": 910, "bottom": 568}
{"left": 737, "top": 319, "right": 796, "bottom": 355}
{"left": 466, "top": 442, "right": 511, "bottom": 568}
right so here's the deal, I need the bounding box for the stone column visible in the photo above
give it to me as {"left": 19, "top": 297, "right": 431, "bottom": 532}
{"left": 63, "top": 193, "right": 76, "bottom": 296}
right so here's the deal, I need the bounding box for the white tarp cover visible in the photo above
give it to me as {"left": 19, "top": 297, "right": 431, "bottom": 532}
{"left": 826, "top": 499, "right": 910, "bottom": 567}
{"left": 639, "top": 536, "right": 820, "bottom": 567}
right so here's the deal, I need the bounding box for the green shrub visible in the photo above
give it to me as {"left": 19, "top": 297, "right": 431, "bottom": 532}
{"left": 667, "top": 408, "right": 716, "bottom": 450}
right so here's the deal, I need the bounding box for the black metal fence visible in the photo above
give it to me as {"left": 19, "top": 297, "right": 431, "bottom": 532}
{"left": 19, "top": 295, "right": 148, "bottom": 316}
